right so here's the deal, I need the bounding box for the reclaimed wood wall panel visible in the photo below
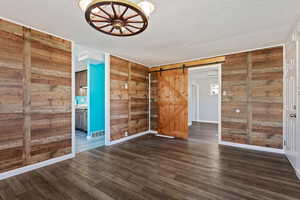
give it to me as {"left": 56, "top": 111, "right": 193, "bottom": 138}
{"left": 249, "top": 47, "right": 283, "bottom": 148}
{"left": 221, "top": 52, "right": 249, "bottom": 144}
{"left": 110, "top": 56, "right": 129, "bottom": 141}
{"left": 0, "top": 20, "right": 25, "bottom": 172}
{"left": 0, "top": 19, "right": 72, "bottom": 172}
{"left": 222, "top": 47, "right": 283, "bottom": 148}
{"left": 30, "top": 30, "right": 72, "bottom": 164}
{"left": 110, "top": 56, "right": 149, "bottom": 141}
{"left": 150, "top": 72, "right": 158, "bottom": 131}
{"left": 129, "top": 63, "right": 149, "bottom": 135}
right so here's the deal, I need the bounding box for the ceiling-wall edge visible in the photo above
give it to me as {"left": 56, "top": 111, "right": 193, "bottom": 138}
{"left": 148, "top": 43, "right": 284, "bottom": 68}
{"left": 0, "top": 16, "right": 73, "bottom": 42}
{"left": 109, "top": 54, "right": 149, "bottom": 67}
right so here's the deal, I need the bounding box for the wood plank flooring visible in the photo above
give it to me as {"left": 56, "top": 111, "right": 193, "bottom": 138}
{"left": 0, "top": 123, "right": 299, "bottom": 200}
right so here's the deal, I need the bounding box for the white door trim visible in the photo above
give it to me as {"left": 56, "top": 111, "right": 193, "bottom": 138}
{"left": 283, "top": 44, "right": 287, "bottom": 152}
{"left": 105, "top": 53, "right": 111, "bottom": 146}
{"left": 190, "top": 83, "right": 199, "bottom": 122}
{"left": 218, "top": 65, "right": 222, "bottom": 143}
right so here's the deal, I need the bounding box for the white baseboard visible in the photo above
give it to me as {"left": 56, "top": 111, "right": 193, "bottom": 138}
{"left": 194, "top": 120, "right": 219, "bottom": 124}
{"left": 155, "top": 134, "right": 175, "bottom": 139}
{"left": 149, "top": 130, "right": 158, "bottom": 134}
{"left": 109, "top": 131, "right": 149, "bottom": 146}
{"left": 0, "top": 153, "right": 75, "bottom": 181}
{"left": 149, "top": 130, "right": 175, "bottom": 139}
{"left": 219, "top": 141, "right": 284, "bottom": 154}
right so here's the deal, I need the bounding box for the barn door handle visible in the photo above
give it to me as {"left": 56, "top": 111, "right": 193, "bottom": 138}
{"left": 289, "top": 113, "right": 297, "bottom": 118}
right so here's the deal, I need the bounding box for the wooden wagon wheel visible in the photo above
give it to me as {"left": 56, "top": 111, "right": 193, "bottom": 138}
{"left": 85, "top": 0, "right": 148, "bottom": 37}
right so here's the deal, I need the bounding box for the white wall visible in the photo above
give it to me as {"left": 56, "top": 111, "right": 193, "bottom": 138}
{"left": 74, "top": 44, "right": 105, "bottom": 72}
{"left": 189, "top": 66, "right": 219, "bottom": 124}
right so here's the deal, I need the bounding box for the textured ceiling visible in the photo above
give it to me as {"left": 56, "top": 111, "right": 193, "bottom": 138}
{"left": 0, "top": 0, "right": 299, "bottom": 67}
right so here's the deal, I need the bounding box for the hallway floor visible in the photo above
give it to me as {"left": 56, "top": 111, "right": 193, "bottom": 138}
{"left": 188, "top": 122, "right": 219, "bottom": 144}
{"left": 75, "top": 130, "right": 105, "bottom": 153}
{"left": 0, "top": 125, "right": 299, "bottom": 200}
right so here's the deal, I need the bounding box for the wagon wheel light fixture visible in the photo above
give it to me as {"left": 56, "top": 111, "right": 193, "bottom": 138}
{"left": 78, "top": 0, "right": 155, "bottom": 37}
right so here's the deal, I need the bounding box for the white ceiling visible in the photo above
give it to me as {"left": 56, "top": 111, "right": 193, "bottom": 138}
{"left": 1, "top": 0, "right": 300, "bottom": 67}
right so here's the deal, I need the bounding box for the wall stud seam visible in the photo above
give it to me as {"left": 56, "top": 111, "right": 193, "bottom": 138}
{"left": 23, "top": 27, "right": 32, "bottom": 164}
{"left": 247, "top": 53, "right": 253, "bottom": 144}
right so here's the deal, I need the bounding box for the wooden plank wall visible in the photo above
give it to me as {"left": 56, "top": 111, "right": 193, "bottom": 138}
{"left": 110, "top": 56, "right": 149, "bottom": 141}
{"left": 221, "top": 52, "right": 248, "bottom": 144}
{"left": 150, "top": 73, "right": 158, "bottom": 131}
{"left": 150, "top": 46, "right": 283, "bottom": 149}
{"left": 0, "top": 19, "right": 25, "bottom": 172}
{"left": 0, "top": 19, "right": 72, "bottom": 173}
{"left": 222, "top": 47, "right": 283, "bottom": 148}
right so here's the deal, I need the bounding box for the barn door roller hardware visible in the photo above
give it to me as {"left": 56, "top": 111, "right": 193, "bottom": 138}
{"left": 149, "top": 58, "right": 225, "bottom": 73}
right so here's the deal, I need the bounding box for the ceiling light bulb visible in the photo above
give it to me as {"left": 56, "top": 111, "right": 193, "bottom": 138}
{"left": 138, "top": 1, "right": 155, "bottom": 17}
{"left": 78, "top": 0, "right": 93, "bottom": 12}
{"left": 121, "top": 27, "right": 126, "bottom": 32}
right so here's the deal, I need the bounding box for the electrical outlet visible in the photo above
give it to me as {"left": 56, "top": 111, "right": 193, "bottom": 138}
{"left": 125, "top": 131, "right": 128, "bottom": 137}
{"left": 124, "top": 83, "right": 128, "bottom": 89}
{"left": 235, "top": 109, "right": 240, "bottom": 113}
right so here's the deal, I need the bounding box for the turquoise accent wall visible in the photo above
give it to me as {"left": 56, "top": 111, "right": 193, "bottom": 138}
{"left": 87, "top": 62, "right": 105, "bottom": 137}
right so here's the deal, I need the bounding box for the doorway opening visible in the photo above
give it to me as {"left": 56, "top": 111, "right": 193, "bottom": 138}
{"left": 188, "top": 65, "right": 221, "bottom": 144}
{"left": 74, "top": 45, "right": 106, "bottom": 153}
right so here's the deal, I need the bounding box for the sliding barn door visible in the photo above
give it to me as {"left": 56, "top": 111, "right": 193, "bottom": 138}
{"left": 157, "top": 69, "right": 188, "bottom": 139}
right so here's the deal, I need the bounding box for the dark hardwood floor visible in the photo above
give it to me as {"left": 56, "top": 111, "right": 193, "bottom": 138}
{"left": 189, "top": 122, "right": 219, "bottom": 144}
{"left": 0, "top": 122, "right": 299, "bottom": 200}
